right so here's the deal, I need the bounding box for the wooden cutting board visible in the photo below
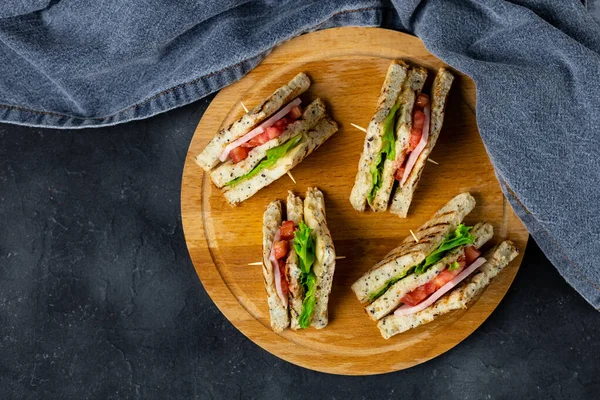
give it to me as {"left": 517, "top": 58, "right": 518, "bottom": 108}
{"left": 181, "top": 27, "right": 528, "bottom": 375}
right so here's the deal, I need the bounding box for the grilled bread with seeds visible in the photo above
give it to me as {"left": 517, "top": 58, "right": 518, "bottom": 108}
{"left": 365, "top": 222, "right": 493, "bottom": 321}
{"left": 303, "top": 188, "right": 336, "bottom": 329}
{"left": 351, "top": 192, "right": 476, "bottom": 303}
{"left": 390, "top": 68, "right": 454, "bottom": 217}
{"left": 350, "top": 60, "right": 409, "bottom": 212}
{"left": 378, "top": 241, "right": 519, "bottom": 338}
{"left": 262, "top": 201, "right": 289, "bottom": 332}
{"left": 222, "top": 117, "right": 338, "bottom": 206}
{"left": 371, "top": 67, "right": 427, "bottom": 212}
{"left": 285, "top": 191, "right": 305, "bottom": 330}
{"left": 196, "top": 72, "right": 310, "bottom": 171}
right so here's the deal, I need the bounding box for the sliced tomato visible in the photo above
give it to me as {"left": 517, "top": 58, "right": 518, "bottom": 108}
{"left": 230, "top": 146, "right": 249, "bottom": 163}
{"left": 278, "top": 259, "right": 289, "bottom": 296}
{"left": 464, "top": 246, "right": 481, "bottom": 265}
{"left": 264, "top": 126, "right": 283, "bottom": 140}
{"left": 279, "top": 221, "right": 295, "bottom": 241}
{"left": 395, "top": 166, "right": 406, "bottom": 181}
{"left": 273, "top": 240, "right": 289, "bottom": 260}
{"left": 245, "top": 132, "right": 269, "bottom": 147}
{"left": 413, "top": 110, "right": 425, "bottom": 130}
{"left": 273, "top": 118, "right": 289, "bottom": 130}
{"left": 431, "top": 267, "right": 462, "bottom": 289}
{"left": 401, "top": 285, "right": 431, "bottom": 306}
{"left": 408, "top": 128, "right": 423, "bottom": 151}
{"left": 287, "top": 105, "right": 302, "bottom": 120}
{"left": 416, "top": 94, "right": 429, "bottom": 108}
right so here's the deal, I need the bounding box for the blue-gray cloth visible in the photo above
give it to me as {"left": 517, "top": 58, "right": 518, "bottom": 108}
{"left": 1, "top": 0, "right": 599, "bottom": 310}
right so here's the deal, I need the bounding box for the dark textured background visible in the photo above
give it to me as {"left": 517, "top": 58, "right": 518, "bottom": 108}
{"left": 0, "top": 98, "right": 598, "bottom": 400}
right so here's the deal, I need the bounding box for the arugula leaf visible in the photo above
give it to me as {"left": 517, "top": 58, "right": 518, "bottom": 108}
{"left": 225, "top": 134, "right": 303, "bottom": 186}
{"left": 367, "top": 224, "right": 475, "bottom": 301}
{"left": 366, "top": 101, "right": 402, "bottom": 204}
{"left": 293, "top": 221, "right": 317, "bottom": 328}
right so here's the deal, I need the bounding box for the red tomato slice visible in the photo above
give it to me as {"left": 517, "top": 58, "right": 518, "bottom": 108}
{"left": 395, "top": 166, "right": 406, "bottom": 181}
{"left": 278, "top": 259, "right": 289, "bottom": 296}
{"left": 408, "top": 128, "right": 422, "bottom": 151}
{"left": 401, "top": 285, "right": 430, "bottom": 306}
{"left": 279, "top": 221, "right": 295, "bottom": 241}
{"left": 287, "top": 105, "right": 302, "bottom": 120}
{"left": 273, "top": 240, "right": 289, "bottom": 260}
{"left": 272, "top": 118, "right": 289, "bottom": 130}
{"left": 431, "top": 267, "right": 462, "bottom": 289}
{"left": 413, "top": 110, "right": 425, "bottom": 130}
{"left": 230, "top": 146, "right": 249, "bottom": 163}
{"left": 464, "top": 246, "right": 481, "bottom": 265}
{"left": 265, "top": 126, "right": 283, "bottom": 140}
{"left": 245, "top": 132, "right": 270, "bottom": 147}
{"left": 416, "top": 94, "right": 429, "bottom": 108}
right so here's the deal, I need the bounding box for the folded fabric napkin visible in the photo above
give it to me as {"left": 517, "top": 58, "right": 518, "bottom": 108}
{"left": 1, "top": 0, "right": 599, "bottom": 309}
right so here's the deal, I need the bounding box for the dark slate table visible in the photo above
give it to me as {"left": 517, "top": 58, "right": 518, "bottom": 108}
{"left": 1, "top": 97, "right": 598, "bottom": 400}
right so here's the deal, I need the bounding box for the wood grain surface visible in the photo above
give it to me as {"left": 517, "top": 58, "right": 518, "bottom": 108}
{"left": 181, "top": 27, "right": 528, "bottom": 375}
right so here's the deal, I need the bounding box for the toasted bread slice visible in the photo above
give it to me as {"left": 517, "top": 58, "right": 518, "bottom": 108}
{"left": 350, "top": 60, "right": 409, "bottom": 212}
{"left": 262, "top": 201, "right": 289, "bottom": 332}
{"left": 390, "top": 68, "right": 454, "bottom": 217}
{"left": 377, "top": 240, "right": 519, "bottom": 339}
{"left": 371, "top": 67, "right": 427, "bottom": 212}
{"left": 196, "top": 72, "right": 310, "bottom": 171}
{"left": 285, "top": 191, "right": 305, "bottom": 330}
{"left": 303, "top": 188, "right": 336, "bottom": 329}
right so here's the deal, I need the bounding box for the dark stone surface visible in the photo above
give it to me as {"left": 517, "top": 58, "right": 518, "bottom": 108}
{"left": 0, "top": 99, "right": 598, "bottom": 400}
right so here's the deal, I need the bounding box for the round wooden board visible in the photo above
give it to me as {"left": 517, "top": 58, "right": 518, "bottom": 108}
{"left": 181, "top": 27, "right": 528, "bottom": 375}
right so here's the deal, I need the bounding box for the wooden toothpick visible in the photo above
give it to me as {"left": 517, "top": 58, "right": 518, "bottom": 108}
{"left": 241, "top": 101, "right": 249, "bottom": 113}
{"left": 427, "top": 158, "right": 439, "bottom": 165}
{"left": 247, "top": 261, "right": 262, "bottom": 266}
{"left": 287, "top": 171, "right": 297, "bottom": 184}
{"left": 335, "top": 256, "right": 346, "bottom": 260}
{"left": 350, "top": 123, "right": 367, "bottom": 133}
{"left": 410, "top": 229, "right": 419, "bottom": 243}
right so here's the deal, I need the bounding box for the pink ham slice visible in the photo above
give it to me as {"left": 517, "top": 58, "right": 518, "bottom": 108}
{"left": 269, "top": 230, "right": 288, "bottom": 307}
{"left": 393, "top": 257, "right": 487, "bottom": 317}
{"left": 400, "top": 104, "right": 430, "bottom": 187}
{"left": 219, "top": 98, "right": 302, "bottom": 162}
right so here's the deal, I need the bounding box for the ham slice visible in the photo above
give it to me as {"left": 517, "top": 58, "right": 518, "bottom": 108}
{"left": 269, "top": 231, "right": 288, "bottom": 307}
{"left": 219, "top": 98, "right": 302, "bottom": 162}
{"left": 400, "top": 104, "right": 430, "bottom": 187}
{"left": 394, "top": 257, "right": 487, "bottom": 317}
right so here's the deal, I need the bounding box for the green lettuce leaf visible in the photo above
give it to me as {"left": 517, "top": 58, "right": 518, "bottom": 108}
{"left": 447, "top": 261, "right": 461, "bottom": 271}
{"left": 414, "top": 224, "right": 474, "bottom": 274}
{"left": 367, "top": 224, "right": 475, "bottom": 301}
{"left": 366, "top": 101, "right": 402, "bottom": 205}
{"left": 225, "top": 134, "right": 303, "bottom": 187}
{"left": 368, "top": 267, "right": 415, "bottom": 303}
{"left": 293, "top": 221, "right": 317, "bottom": 328}
{"left": 298, "top": 272, "right": 317, "bottom": 328}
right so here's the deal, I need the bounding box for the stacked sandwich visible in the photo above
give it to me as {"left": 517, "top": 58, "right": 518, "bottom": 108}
{"left": 351, "top": 193, "right": 519, "bottom": 339}
{"left": 350, "top": 60, "right": 454, "bottom": 217}
{"left": 263, "top": 188, "right": 336, "bottom": 332}
{"left": 196, "top": 73, "right": 338, "bottom": 205}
